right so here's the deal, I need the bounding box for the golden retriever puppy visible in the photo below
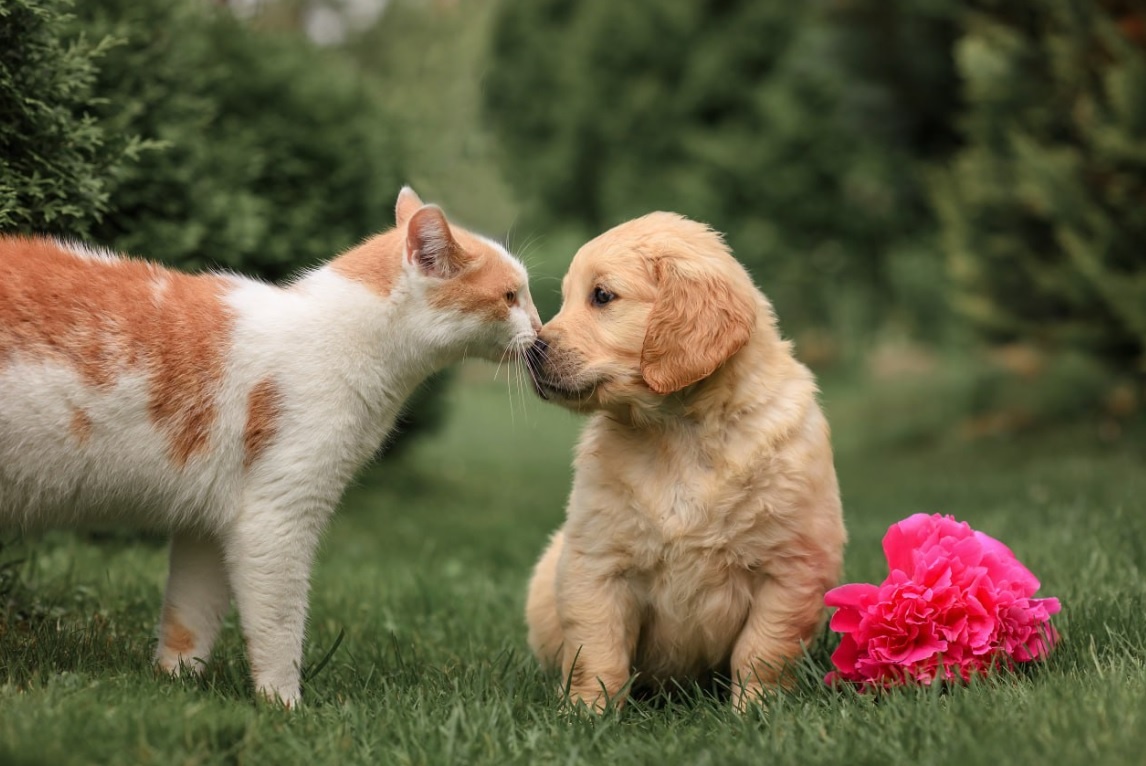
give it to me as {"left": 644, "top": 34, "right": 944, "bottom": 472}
{"left": 523, "top": 213, "right": 845, "bottom": 711}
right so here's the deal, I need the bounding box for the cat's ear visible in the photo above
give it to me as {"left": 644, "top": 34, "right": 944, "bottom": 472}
{"left": 395, "top": 186, "right": 424, "bottom": 227}
{"left": 406, "top": 205, "right": 465, "bottom": 278}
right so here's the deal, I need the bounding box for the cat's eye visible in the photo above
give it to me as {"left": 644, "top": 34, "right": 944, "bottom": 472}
{"left": 505, "top": 290, "right": 517, "bottom": 305}
{"left": 591, "top": 286, "right": 614, "bottom": 307}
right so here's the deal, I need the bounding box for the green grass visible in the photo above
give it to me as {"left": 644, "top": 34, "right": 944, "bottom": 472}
{"left": 1, "top": 365, "right": 1144, "bottom": 765}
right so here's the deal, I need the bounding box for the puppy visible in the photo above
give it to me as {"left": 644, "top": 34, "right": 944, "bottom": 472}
{"left": 524, "top": 213, "right": 845, "bottom": 711}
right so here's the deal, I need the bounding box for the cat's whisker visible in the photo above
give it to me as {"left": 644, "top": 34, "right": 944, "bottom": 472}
{"left": 516, "top": 247, "right": 537, "bottom": 269}
{"left": 504, "top": 224, "right": 543, "bottom": 277}
{"left": 510, "top": 357, "right": 521, "bottom": 426}
{"left": 521, "top": 248, "right": 546, "bottom": 271}
{"left": 523, "top": 350, "right": 546, "bottom": 384}
{"left": 516, "top": 229, "right": 537, "bottom": 251}
{"left": 514, "top": 353, "right": 525, "bottom": 424}
{"left": 497, "top": 342, "right": 538, "bottom": 426}
{"left": 507, "top": 373, "right": 516, "bottom": 426}
{"left": 511, "top": 353, "right": 524, "bottom": 424}
{"left": 502, "top": 216, "right": 521, "bottom": 253}
{"left": 528, "top": 346, "right": 553, "bottom": 369}
{"left": 493, "top": 349, "right": 508, "bottom": 383}
{"left": 513, "top": 231, "right": 542, "bottom": 262}
{"left": 496, "top": 347, "right": 519, "bottom": 425}
{"left": 515, "top": 356, "right": 532, "bottom": 424}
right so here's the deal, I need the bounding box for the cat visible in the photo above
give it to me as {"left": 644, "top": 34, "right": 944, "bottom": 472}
{"left": 0, "top": 187, "right": 540, "bottom": 705}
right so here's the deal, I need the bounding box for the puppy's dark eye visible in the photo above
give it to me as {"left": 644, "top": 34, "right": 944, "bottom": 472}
{"left": 505, "top": 290, "right": 517, "bottom": 304}
{"left": 591, "top": 286, "right": 615, "bottom": 307}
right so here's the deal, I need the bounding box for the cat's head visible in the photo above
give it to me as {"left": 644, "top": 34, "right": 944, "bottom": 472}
{"left": 336, "top": 187, "right": 541, "bottom": 362}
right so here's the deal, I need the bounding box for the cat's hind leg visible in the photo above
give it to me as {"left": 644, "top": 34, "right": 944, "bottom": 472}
{"left": 155, "top": 532, "right": 232, "bottom": 675}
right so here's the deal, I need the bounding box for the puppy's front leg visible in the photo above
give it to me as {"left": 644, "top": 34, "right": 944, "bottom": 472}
{"left": 730, "top": 566, "right": 834, "bottom": 712}
{"left": 224, "top": 495, "right": 328, "bottom": 707}
{"left": 558, "top": 555, "right": 639, "bottom": 712}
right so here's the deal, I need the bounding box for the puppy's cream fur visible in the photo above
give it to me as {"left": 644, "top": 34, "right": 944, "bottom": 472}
{"left": 525, "top": 213, "right": 845, "bottom": 710}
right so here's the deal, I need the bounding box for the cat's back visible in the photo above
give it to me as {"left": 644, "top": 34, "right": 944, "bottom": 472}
{"left": 0, "top": 236, "right": 246, "bottom": 528}
{"left": 0, "top": 235, "right": 233, "bottom": 362}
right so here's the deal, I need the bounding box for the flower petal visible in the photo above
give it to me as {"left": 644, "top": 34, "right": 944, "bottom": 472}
{"left": 825, "top": 582, "right": 878, "bottom": 609}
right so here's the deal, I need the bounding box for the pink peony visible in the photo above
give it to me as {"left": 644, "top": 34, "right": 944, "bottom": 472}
{"left": 825, "top": 513, "right": 1060, "bottom": 688}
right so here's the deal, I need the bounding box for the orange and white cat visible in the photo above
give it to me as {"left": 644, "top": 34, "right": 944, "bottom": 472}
{"left": 0, "top": 187, "right": 540, "bottom": 705}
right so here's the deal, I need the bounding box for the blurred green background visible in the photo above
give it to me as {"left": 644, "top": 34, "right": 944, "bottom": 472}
{"left": 3, "top": 2, "right": 1146, "bottom": 762}
{"left": 4, "top": 0, "right": 1145, "bottom": 442}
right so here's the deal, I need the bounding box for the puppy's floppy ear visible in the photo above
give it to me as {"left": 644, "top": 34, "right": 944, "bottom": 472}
{"left": 405, "top": 205, "right": 466, "bottom": 278}
{"left": 395, "top": 185, "right": 424, "bottom": 226}
{"left": 640, "top": 257, "right": 757, "bottom": 395}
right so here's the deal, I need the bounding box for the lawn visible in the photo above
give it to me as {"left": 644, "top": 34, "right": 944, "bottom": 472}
{"left": 1, "top": 363, "right": 1144, "bottom": 765}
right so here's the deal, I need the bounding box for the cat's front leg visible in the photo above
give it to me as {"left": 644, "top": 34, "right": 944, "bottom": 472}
{"left": 224, "top": 494, "right": 328, "bottom": 707}
{"left": 156, "top": 532, "right": 232, "bottom": 675}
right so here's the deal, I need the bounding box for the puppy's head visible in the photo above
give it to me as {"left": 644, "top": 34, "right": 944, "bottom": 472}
{"left": 527, "top": 213, "right": 757, "bottom": 413}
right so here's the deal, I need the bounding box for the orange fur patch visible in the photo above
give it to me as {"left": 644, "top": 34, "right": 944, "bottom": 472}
{"left": 161, "top": 607, "right": 196, "bottom": 655}
{"left": 70, "top": 408, "right": 93, "bottom": 444}
{"left": 0, "top": 236, "right": 232, "bottom": 466}
{"left": 243, "top": 378, "right": 283, "bottom": 470}
{"left": 329, "top": 230, "right": 403, "bottom": 298}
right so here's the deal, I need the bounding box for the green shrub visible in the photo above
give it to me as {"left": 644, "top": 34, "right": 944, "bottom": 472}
{"left": 74, "top": 0, "right": 405, "bottom": 281}
{"left": 934, "top": 0, "right": 1146, "bottom": 374}
{"left": 0, "top": 0, "right": 138, "bottom": 236}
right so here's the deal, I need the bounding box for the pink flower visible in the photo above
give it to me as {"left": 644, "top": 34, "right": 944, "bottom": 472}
{"left": 825, "top": 513, "right": 1061, "bottom": 689}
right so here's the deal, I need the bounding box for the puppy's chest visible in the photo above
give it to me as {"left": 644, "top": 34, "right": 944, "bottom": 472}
{"left": 588, "top": 456, "right": 766, "bottom": 574}
{"left": 609, "top": 468, "right": 762, "bottom": 641}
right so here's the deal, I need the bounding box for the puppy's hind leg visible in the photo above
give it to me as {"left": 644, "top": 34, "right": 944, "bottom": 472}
{"left": 526, "top": 529, "right": 566, "bottom": 670}
{"left": 156, "top": 532, "right": 232, "bottom": 675}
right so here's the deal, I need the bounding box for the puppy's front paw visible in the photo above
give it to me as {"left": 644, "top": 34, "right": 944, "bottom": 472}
{"left": 564, "top": 688, "right": 608, "bottom": 714}
{"left": 732, "top": 681, "right": 784, "bottom": 714}
{"left": 561, "top": 679, "right": 631, "bottom": 714}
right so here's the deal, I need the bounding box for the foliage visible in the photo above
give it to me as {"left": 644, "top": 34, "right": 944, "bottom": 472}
{"left": 0, "top": 0, "right": 138, "bottom": 236}
{"left": 343, "top": 0, "right": 518, "bottom": 235}
{"left": 484, "top": 0, "right": 960, "bottom": 341}
{"left": 74, "top": 0, "right": 405, "bottom": 282}
{"left": 935, "top": 0, "right": 1146, "bottom": 374}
